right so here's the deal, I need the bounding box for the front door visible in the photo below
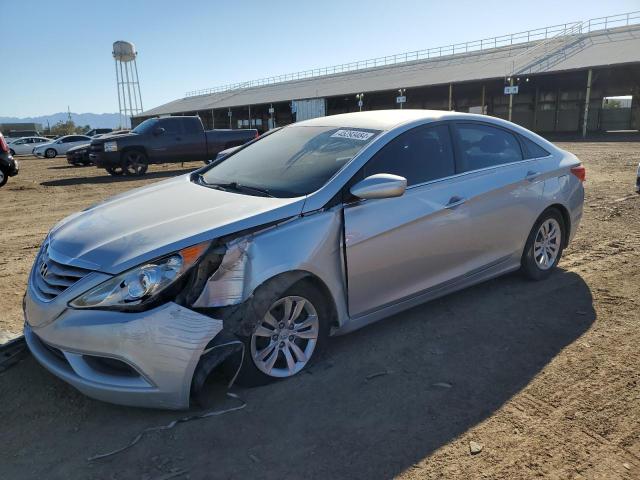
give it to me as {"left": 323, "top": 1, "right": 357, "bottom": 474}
{"left": 344, "top": 123, "right": 469, "bottom": 317}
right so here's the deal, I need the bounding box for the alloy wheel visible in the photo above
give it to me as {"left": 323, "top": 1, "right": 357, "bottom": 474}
{"left": 534, "top": 218, "right": 562, "bottom": 270}
{"left": 123, "top": 152, "right": 148, "bottom": 176}
{"left": 250, "top": 295, "right": 319, "bottom": 378}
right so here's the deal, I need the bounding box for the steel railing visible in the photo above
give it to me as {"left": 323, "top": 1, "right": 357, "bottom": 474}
{"left": 184, "top": 10, "right": 640, "bottom": 98}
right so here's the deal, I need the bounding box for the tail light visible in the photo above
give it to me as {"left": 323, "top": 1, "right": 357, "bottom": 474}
{"left": 570, "top": 165, "right": 586, "bottom": 182}
{"left": 0, "top": 134, "right": 8, "bottom": 153}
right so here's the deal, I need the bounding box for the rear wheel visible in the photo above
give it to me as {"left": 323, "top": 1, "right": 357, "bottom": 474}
{"left": 0, "top": 168, "right": 7, "bottom": 187}
{"left": 521, "top": 209, "right": 565, "bottom": 280}
{"left": 122, "top": 150, "right": 148, "bottom": 176}
{"left": 45, "top": 148, "right": 57, "bottom": 158}
{"left": 236, "top": 281, "right": 330, "bottom": 386}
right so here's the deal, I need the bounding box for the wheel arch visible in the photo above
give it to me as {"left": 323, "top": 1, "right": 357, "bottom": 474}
{"left": 541, "top": 203, "right": 571, "bottom": 247}
{"left": 120, "top": 145, "right": 148, "bottom": 158}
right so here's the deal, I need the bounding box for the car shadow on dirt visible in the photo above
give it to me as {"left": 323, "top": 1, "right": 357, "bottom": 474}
{"left": 0, "top": 269, "right": 594, "bottom": 479}
{"left": 40, "top": 168, "right": 197, "bottom": 186}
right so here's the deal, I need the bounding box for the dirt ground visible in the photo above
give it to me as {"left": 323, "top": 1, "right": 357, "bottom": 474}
{"left": 0, "top": 144, "right": 638, "bottom": 479}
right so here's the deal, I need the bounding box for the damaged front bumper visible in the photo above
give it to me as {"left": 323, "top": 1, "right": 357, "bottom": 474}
{"left": 24, "top": 298, "right": 223, "bottom": 410}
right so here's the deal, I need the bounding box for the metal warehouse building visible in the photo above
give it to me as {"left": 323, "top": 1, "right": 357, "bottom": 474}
{"left": 134, "top": 11, "right": 640, "bottom": 137}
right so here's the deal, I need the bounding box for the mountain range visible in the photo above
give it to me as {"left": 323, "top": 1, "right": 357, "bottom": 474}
{"left": 0, "top": 112, "right": 123, "bottom": 129}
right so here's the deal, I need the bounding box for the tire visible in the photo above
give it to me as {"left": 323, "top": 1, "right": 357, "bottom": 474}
{"left": 235, "top": 280, "right": 330, "bottom": 387}
{"left": 0, "top": 168, "right": 7, "bottom": 188}
{"left": 105, "top": 166, "right": 124, "bottom": 176}
{"left": 45, "top": 148, "right": 57, "bottom": 158}
{"left": 9, "top": 149, "right": 15, "bottom": 156}
{"left": 122, "top": 150, "right": 148, "bottom": 176}
{"left": 521, "top": 208, "right": 565, "bottom": 281}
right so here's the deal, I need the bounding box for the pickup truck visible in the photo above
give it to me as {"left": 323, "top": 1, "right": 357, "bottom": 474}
{"left": 89, "top": 116, "right": 258, "bottom": 176}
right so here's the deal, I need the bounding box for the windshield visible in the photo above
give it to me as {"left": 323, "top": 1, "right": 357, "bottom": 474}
{"left": 131, "top": 118, "right": 158, "bottom": 134}
{"left": 200, "top": 125, "right": 380, "bottom": 197}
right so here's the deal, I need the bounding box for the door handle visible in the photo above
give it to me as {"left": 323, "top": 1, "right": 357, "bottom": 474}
{"left": 446, "top": 196, "right": 466, "bottom": 208}
{"left": 525, "top": 170, "right": 540, "bottom": 181}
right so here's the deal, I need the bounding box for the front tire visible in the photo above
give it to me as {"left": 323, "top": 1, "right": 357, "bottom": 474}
{"left": 0, "top": 168, "right": 7, "bottom": 187}
{"left": 45, "top": 148, "right": 57, "bottom": 158}
{"left": 122, "top": 150, "right": 148, "bottom": 176}
{"left": 9, "top": 149, "right": 15, "bottom": 156}
{"left": 521, "top": 209, "right": 565, "bottom": 280}
{"left": 236, "top": 280, "right": 330, "bottom": 386}
{"left": 105, "top": 166, "right": 124, "bottom": 176}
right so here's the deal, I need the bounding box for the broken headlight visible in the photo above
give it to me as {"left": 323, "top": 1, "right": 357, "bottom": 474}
{"left": 69, "top": 241, "right": 210, "bottom": 309}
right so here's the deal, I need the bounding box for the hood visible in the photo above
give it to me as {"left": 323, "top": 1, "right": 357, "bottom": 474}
{"left": 48, "top": 174, "right": 305, "bottom": 274}
{"left": 67, "top": 143, "right": 90, "bottom": 152}
{"left": 93, "top": 132, "right": 136, "bottom": 143}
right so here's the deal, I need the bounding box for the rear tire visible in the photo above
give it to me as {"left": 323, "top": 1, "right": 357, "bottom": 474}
{"left": 0, "top": 168, "right": 7, "bottom": 187}
{"left": 45, "top": 148, "right": 57, "bottom": 158}
{"left": 234, "top": 280, "right": 330, "bottom": 387}
{"left": 521, "top": 208, "right": 565, "bottom": 281}
{"left": 122, "top": 150, "right": 148, "bottom": 176}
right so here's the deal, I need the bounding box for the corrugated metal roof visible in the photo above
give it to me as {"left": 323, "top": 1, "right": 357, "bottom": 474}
{"left": 138, "top": 25, "right": 640, "bottom": 117}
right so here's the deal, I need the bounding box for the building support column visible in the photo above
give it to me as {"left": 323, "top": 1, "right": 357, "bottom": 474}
{"left": 582, "top": 68, "right": 593, "bottom": 138}
{"left": 481, "top": 85, "right": 486, "bottom": 114}
{"left": 448, "top": 83, "right": 453, "bottom": 111}
{"left": 533, "top": 86, "right": 539, "bottom": 131}
{"left": 211, "top": 109, "right": 215, "bottom": 129}
{"left": 508, "top": 77, "right": 514, "bottom": 122}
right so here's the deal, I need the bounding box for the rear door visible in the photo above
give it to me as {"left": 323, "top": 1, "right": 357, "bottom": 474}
{"left": 448, "top": 121, "right": 544, "bottom": 271}
{"left": 179, "top": 118, "right": 206, "bottom": 161}
{"left": 344, "top": 123, "right": 472, "bottom": 317}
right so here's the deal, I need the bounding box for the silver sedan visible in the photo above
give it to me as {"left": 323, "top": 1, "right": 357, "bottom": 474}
{"left": 23, "top": 110, "right": 585, "bottom": 409}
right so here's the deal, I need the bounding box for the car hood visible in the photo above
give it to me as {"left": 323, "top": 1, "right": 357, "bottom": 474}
{"left": 48, "top": 174, "right": 305, "bottom": 274}
{"left": 93, "top": 132, "right": 137, "bottom": 143}
{"left": 67, "top": 143, "right": 90, "bottom": 152}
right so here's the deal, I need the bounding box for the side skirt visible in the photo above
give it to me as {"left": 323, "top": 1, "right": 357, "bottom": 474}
{"left": 333, "top": 255, "right": 520, "bottom": 336}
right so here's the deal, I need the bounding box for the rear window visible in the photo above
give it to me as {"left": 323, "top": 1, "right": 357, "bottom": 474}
{"left": 456, "top": 123, "right": 523, "bottom": 172}
{"left": 521, "top": 136, "right": 550, "bottom": 159}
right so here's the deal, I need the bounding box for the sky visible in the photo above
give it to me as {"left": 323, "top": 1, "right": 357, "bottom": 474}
{"left": 2, "top": 0, "right": 638, "bottom": 117}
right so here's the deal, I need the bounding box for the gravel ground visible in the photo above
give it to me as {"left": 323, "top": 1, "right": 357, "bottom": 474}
{"left": 0, "top": 144, "right": 638, "bottom": 479}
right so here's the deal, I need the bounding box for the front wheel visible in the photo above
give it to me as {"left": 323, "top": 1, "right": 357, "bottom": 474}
{"left": 45, "top": 148, "right": 57, "bottom": 158}
{"left": 9, "top": 149, "right": 15, "bottom": 156}
{"left": 521, "top": 209, "right": 565, "bottom": 280}
{"left": 236, "top": 281, "right": 330, "bottom": 386}
{"left": 0, "top": 168, "right": 7, "bottom": 187}
{"left": 105, "top": 166, "right": 124, "bottom": 176}
{"left": 122, "top": 150, "right": 148, "bottom": 176}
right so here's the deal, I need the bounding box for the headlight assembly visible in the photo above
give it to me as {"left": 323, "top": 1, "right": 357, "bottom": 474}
{"left": 69, "top": 241, "right": 210, "bottom": 310}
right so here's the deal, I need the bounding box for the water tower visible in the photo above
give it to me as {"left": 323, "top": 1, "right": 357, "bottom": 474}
{"left": 113, "top": 41, "right": 143, "bottom": 128}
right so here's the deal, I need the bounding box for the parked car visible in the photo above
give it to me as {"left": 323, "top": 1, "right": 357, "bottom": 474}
{"left": 0, "top": 133, "right": 19, "bottom": 187}
{"left": 66, "top": 144, "right": 92, "bottom": 166}
{"left": 5, "top": 130, "right": 40, "bottom": 141}
{"left": 85, "top": 128, "right": 113, "bottom": 137}
{"left": 32, "top": 135, "right": 93, "bottom": 158}
{"left": 204, "top": 127, "right": 282, "bottom": 165}
{"left": 23, "top": 110, "right": 585, "bottom": 409}
{"left": 89, "top": 116, "right": 258, "bottom": 176}
{"left": 7, "top": 136, "right": 51, "bottom": 156}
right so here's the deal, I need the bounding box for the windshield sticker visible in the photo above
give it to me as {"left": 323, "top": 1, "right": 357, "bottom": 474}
{"left": 331, "top": 130, "right": 375, "bottom": 141}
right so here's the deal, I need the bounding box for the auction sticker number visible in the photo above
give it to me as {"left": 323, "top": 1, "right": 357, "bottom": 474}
{"left": 331, "top": 130, "right": 375, "bottom": 141}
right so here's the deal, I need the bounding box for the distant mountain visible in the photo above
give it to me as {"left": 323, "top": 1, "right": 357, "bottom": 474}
{"left": 0, "top": 112, "right": 122, "bottom": 129}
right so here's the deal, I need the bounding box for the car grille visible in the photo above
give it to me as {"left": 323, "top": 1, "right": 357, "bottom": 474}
{"left": 32, "top": 244, "right": 91, "bottom": 301}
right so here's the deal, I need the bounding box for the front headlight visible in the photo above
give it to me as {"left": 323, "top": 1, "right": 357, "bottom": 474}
{"left": 69, "top": 241, "right": 210, "bottom": 309}
{"left": 104, "top": 141, "right": 118, "bottom": 152}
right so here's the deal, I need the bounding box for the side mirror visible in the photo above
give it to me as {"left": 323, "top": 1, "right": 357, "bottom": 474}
{"left": 350, "top": 173, "right": 407, "bottom": 200}
{"left": 153, "top": 127, "right": 166, "bottom": 136}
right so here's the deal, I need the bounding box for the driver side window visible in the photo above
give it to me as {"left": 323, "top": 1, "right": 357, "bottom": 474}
{"left": 363, "top": 124, "right": 455, "bottom": 186}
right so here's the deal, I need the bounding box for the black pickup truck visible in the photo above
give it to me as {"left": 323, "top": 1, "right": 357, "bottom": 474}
{"left": 89, "top": 116, "right": 258, "bottom": 176}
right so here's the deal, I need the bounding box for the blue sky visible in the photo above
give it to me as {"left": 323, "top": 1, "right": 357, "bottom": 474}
{"left": 2, "top": 0, "right": 638, "bottom": 117}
